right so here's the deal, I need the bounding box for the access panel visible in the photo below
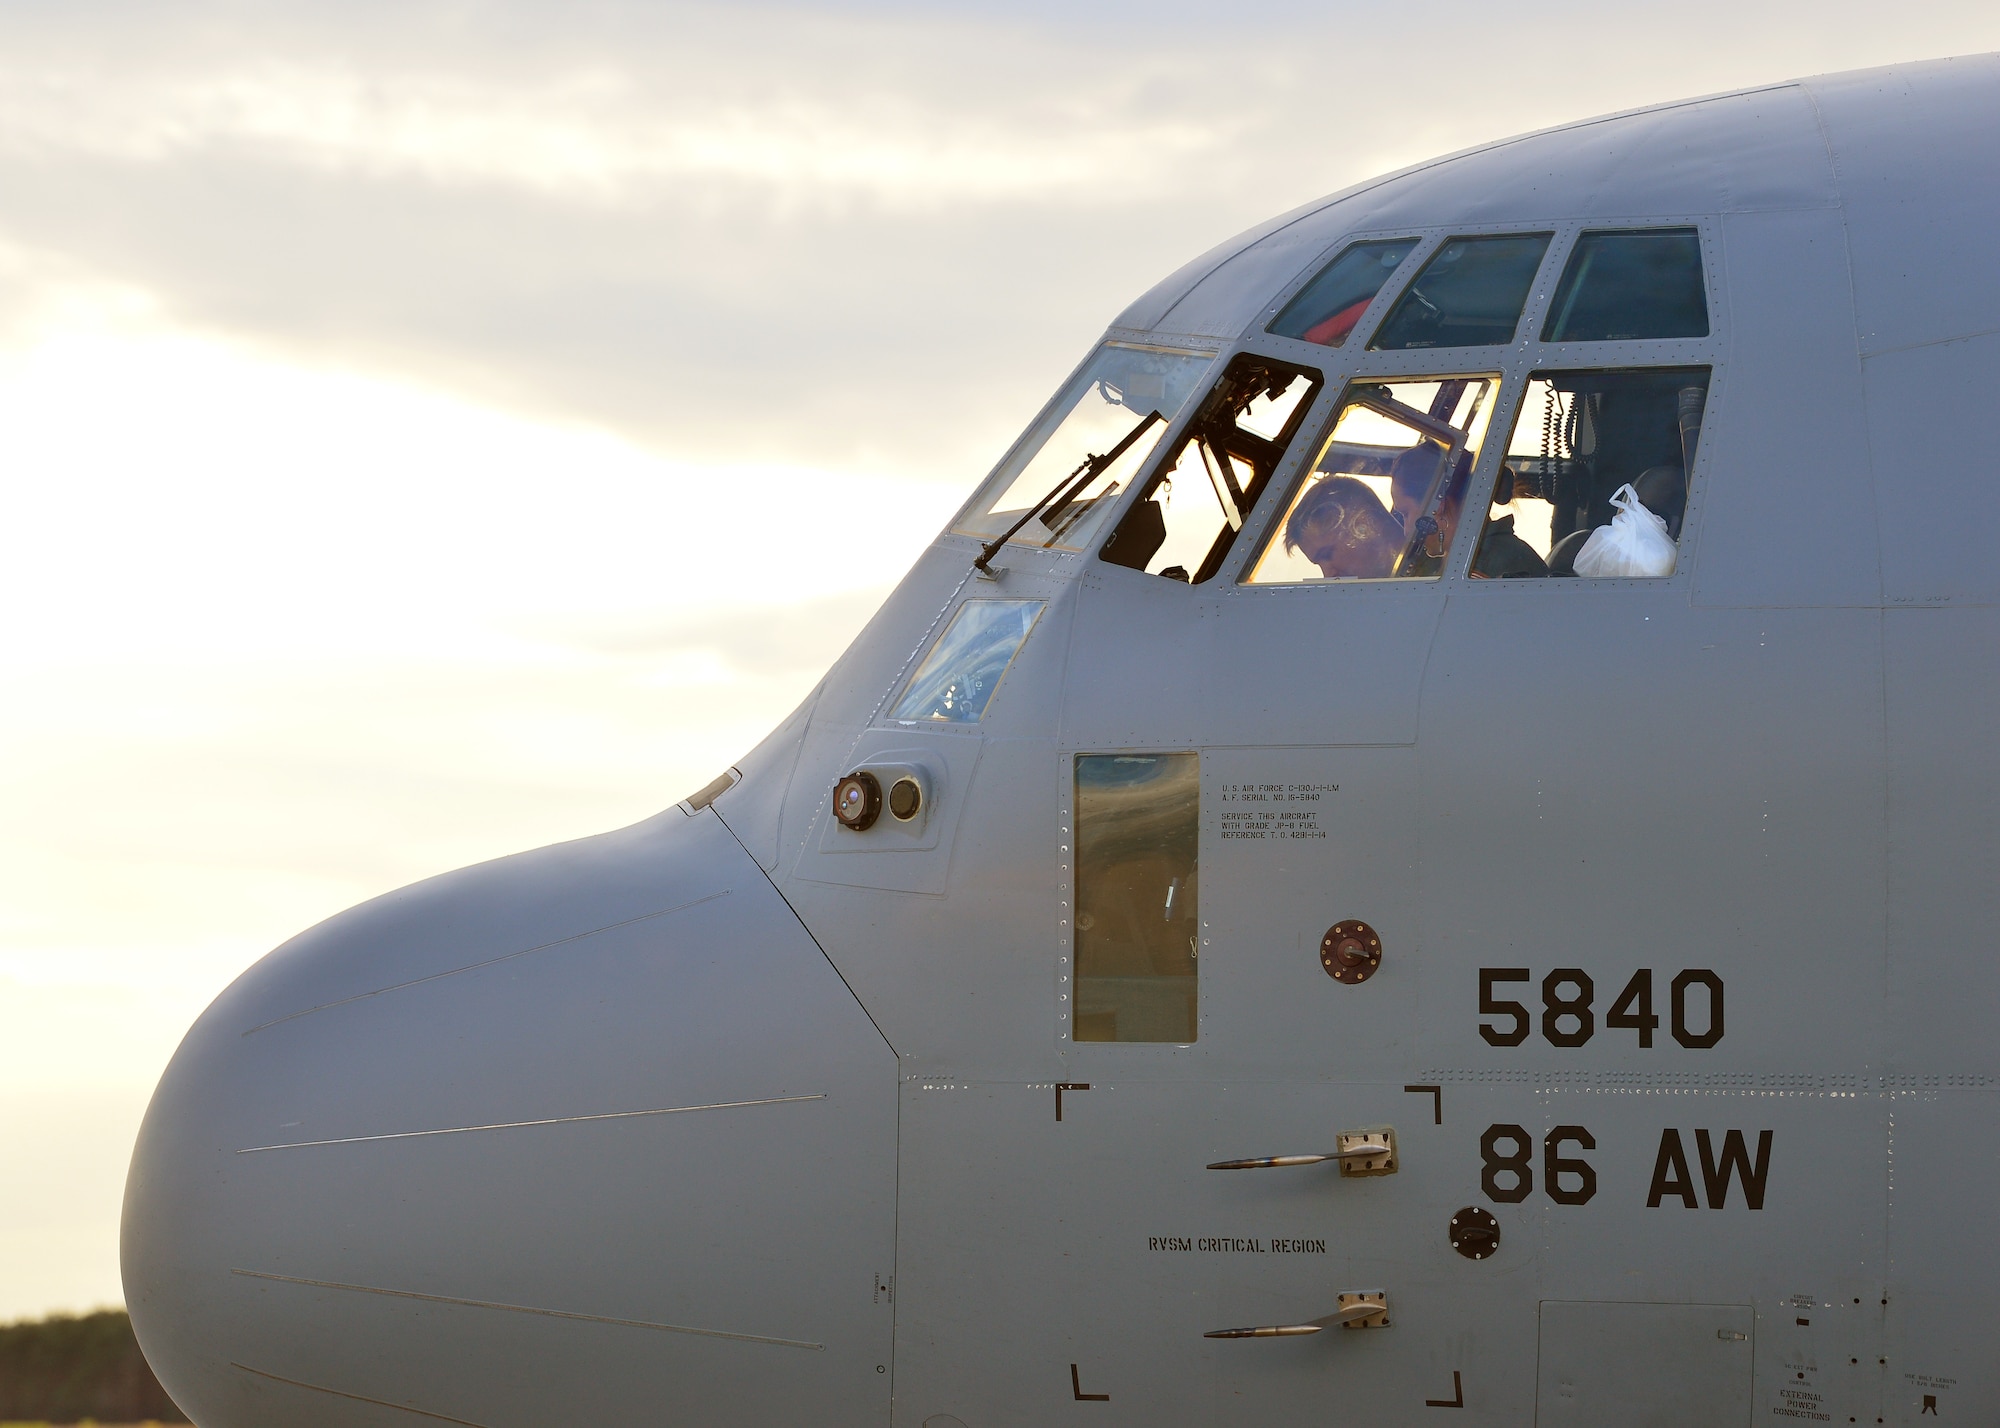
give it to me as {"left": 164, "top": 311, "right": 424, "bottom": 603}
{"left": 1536, "top": 1300, "right": 1753, "bottom": 1426}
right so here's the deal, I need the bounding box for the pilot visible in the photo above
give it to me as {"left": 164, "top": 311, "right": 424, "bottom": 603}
{"left": 1283, "top": 475, "right": 1402, "bottom": 578}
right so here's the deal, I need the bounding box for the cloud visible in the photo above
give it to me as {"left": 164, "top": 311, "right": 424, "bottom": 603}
{"left": 0, "top": 61, "right": 1232, "bottom": 210}
{"left": 0, "top": 0, "right": 1991, "bottom": 479}
{"left": 0, "top": 1, "right": 1291, "bottom": 218}
{"left": 0, "top": 0, "right": 1990, "bottom": 481}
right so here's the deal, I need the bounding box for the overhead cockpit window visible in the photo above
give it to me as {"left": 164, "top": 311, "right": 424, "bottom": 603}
{"left": 1244, "top": 376, "right": 1498, "bottom": 583}
{"left": 1073, "top": 752, "right": 1199, "bottom": 1043}
{"left": 1369, "top": 234, "right": 1553, "bottom": 350}
{"left": 1543, "top": 229, "right": 1709, "bottom": 342}
{"left": 1100, "top": 354, "right": 1323, "bottom": 584}
{"left": 953, "top": 344, "right": 1213, "bottom": 556}
{"left": 1472, "top": 367, "right": 1709, "bottom": 578}
{"left": 891, "top": 599, "right": 1045, "bottom": 723}
{"left": 1266, "top": 238, "right": 1420, "bottom": 347}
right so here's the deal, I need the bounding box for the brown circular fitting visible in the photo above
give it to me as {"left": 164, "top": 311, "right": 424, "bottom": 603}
{"left": 1450, "top": 1206, "right": 1500, "bottom": 1260}
{"left": 1319, "top": 919, "right": 1383, "bottom": 984}
{"left": 833, "top": 771, "right": 882, "bottom": 831}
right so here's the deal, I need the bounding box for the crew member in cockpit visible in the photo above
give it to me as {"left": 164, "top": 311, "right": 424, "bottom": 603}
{"left": 1388, "top": 442, "right": 1465, "bottom": 554}
{"left": 1471, "top": 463, "right": 1551, "bottom": 578}
{"left": 1283, "top": 475, "right": 1403, "bottom": 578}
{"left": 1394, "top": 446, "right": 1549, "bottom": 579}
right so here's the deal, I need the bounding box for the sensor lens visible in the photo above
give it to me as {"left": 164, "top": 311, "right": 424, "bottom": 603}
{"left": 888, "top": 777, "right": 923, "bottom": 821}
{"left": 833, "top": 771, "right": 882, "bottom": 831}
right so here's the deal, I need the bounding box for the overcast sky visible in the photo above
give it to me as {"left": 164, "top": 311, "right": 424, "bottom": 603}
{"left": 3, "top": 0, "right": 1997, "bottom": 1321}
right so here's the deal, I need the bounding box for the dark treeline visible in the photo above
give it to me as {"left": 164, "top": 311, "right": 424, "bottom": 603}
{"left": 0, "top": 1310, "right": 188, "bottom": 1423}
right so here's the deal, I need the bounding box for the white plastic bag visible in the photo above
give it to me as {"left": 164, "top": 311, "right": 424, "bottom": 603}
{"left": 1572, "top": 483, "right": 1677, "bottom": 578}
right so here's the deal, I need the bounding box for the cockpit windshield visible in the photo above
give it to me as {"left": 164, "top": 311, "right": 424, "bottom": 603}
{"left": 1099, "top": 353, "right": 1324, "bottom": 584}
{"left": 953, "top": 343, "right": 1214, "bottom": 555}
{"left": 1473, "top": 367, "right": 1708, "bottom": 578}
{"left": 1267, "top": 239, "right": 1420, "bottom": 347}
{"left": 1370, "top": 234, "right": 1552, "bottom": 350}
{"left": 1245, "top": 376, "right": 1499, "bottom": 583}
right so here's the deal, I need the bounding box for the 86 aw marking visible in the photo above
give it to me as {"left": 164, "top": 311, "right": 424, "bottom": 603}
{"left": 1476, "top": 1123, "right": 1773, "bottom": 1209}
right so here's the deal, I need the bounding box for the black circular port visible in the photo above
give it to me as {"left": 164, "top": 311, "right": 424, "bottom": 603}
{"left": 1449, "top": 1206, "right": 1500, "bottom": 1260}
{"left": 889, "top": 777, "right": 923, "bottom": 821}
{"left": 834, "top": 771, "right": 882, "bottom": 831}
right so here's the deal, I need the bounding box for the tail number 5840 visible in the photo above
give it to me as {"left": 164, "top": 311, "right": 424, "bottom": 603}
{"left": 1478, "top": 967, "right": 1723, "bottom": 1050}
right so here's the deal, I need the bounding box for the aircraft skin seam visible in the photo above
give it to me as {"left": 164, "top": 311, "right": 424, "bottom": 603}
{"left": 233, "top": 1093, "right": 828, "bottom": 1154}
{"left": 1800, "top": 79, "right": 1891, "bottom": 612}
{"left": 229, "top": 1270, "right": 824, "bottom": 1349}
{"left": 709, "top": 805, "right": 902, "bottom": 1059}
{"left": 239, "top": 889, "right": 731, "bottom": 1036}
{"left": 1858, "top": 324, "right": 2000, "bottom": 361}
{"left": 702, "top": 809, "right": 905, "bottom": 1392}
{"left": 1048, "top": 579, "right": 1085, "bottom": 748}
{"left": 230, "top": 1362, "right": 494, "bottom": 1426}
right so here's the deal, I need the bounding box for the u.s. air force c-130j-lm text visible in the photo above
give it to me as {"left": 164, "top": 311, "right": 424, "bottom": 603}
{"left": 123, "top": 53, "right": 2000, "bottom": 1428}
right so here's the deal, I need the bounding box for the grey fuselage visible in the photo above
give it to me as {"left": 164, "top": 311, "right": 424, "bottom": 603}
{"left": 123, "top": 55, "right": 2000, "bottom": 1428}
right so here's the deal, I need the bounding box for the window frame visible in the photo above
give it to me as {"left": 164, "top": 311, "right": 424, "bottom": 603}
{"left": 1261, "top": 235, "right": 1426, "bottom": 349}
{"left": 1540, "top": 226, "right": 1711, "bottom": 345}
{"left": 887, "top": 596, "right": 1048, "bottom": 725}
{"left": 1365, "top": 230, "right": 1559, "bottom": 353}
{"left": 1210, "top": 215, "right": 1726, "bottom": 591}
{"left": 1056, "top": 747, "right": 1206, "bottom": 1048}
{"left": 1467, "top": 363, "right": 1715, "bottom": 583}
{"left": 1095, "top": 350, "right": 1329, "bottom": 585}
{"left": 1256, "top": 228, "right": 1444, "bottom": 359}
{"left": 1064, "top": 749, "right": 1203, "bottom": 1045}
{"left": 946, "top": 337, "right": 1224, "bottom": 556}
{"left": 1231, "top": 369, "right": 1508, "bottom": 586}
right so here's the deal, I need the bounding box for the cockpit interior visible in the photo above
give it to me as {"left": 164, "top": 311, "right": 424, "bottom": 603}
{"left": 955, "top": 224, "right": 1716, "bottom": 588}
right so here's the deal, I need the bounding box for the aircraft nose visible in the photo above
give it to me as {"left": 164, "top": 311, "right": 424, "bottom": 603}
{"left": 122, "top": 808, "right": 896, "bottom": 1427}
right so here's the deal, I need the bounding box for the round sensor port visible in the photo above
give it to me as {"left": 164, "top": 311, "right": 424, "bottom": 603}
{"left": 833, "top": 771, "right": 882, "bottom": 831}
{"left": 888, "top": 776, "right": 923, "bottom": 821}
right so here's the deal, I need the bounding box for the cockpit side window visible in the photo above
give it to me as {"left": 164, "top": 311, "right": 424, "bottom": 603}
{"left": 953, "top": 343, "right": 1214, "bottom": 556}
{"left": 1266, "top": 238, "right": 1420, "bottom": 347}
{"left": 1072, "top": 752, "right": 1199, "bottom": 1043}
{"left": 1542, "top": 229, "right": 1708, "bottom": 343}
{"left": 1370, "top": 234, "right": 1553, "bottom": 350}
{"left": 1243, "top": 376, "right": 1499, "bottom": 583}
{"left": 891, "top": 599, "right": 1045, "bottom": 723}
{"left": 1472, "top": 367, "right": 1709, "bottom": 578}
{"left": 1099, "top": 353, "right": 1323, "bottom": 584}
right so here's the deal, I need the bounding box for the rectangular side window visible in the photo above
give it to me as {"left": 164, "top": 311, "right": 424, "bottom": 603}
{"left": 1267, "top": 238, "right": 1420, "bottom": 347}
{"left": 1542, "top": 229, "right": 1708, "bottom": 342}
{"left": 1473, "top": 367, "right": 1709, "bottom": 578}
{"left": 1099, "top": 354, "right": 1322, "bottom": 584}
{"left": 1074, "top": 753, "right": 1199, "bottom": 1043}
{"left": 1370, "top": 234, "right": 1552, "bottom": 350}
{"left": 953, "top": 343, "right": 1214, "bottom": 555}
{"left": 1244, "top": 376, "right": 1499, "bottom": 583}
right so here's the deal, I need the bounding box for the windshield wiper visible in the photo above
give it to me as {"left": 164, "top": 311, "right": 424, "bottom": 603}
{"left": 974, "top": 409, "right": 1163, "bottom": 578}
